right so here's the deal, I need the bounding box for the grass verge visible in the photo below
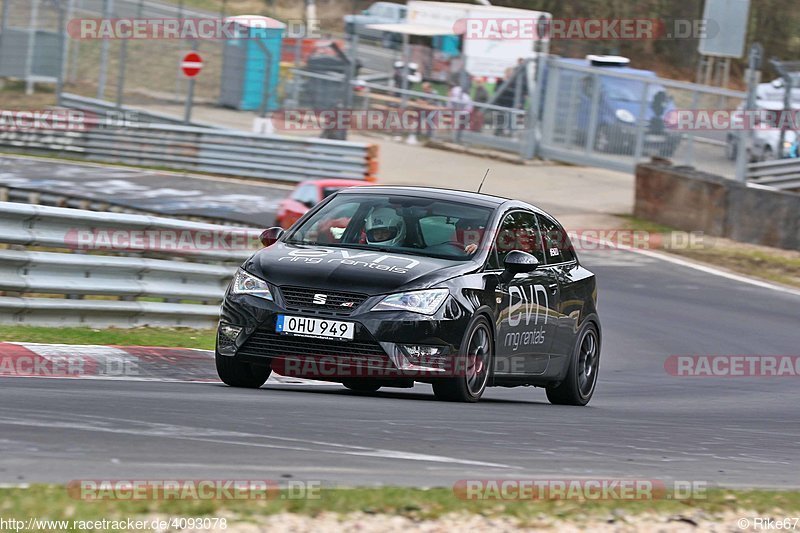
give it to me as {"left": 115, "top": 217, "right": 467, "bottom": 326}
{"left": 0, "top": 485, "right": 798, "bottom": 528}
{"left": 618, "top": 215, "right": 800, "bottom": 289}
{"left": 0, "top": 326, "right": 216, "bottom": 350}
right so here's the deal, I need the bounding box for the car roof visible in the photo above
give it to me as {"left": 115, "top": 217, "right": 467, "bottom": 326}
{"left": 554, "top": 57, "right": 658, "bottom": 78}
{"left": 332, "top": 185, "right": 562, "bottom": 226}
{"left": 337, "top": 185, "right": 509, "bottom": 206}
{"left": 300, "top": 179, "right": 364, "bottom": 187}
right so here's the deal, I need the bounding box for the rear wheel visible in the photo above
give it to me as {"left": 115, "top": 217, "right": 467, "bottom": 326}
{"left": 216, "top": 352, "right": 271, "bottom": 388}
{"left": 546, "top": 323, "right": 600, "bottom": 406}
{"left": 342, "top": 379, "right": 382, "bottom": 393}
{"left": 432, "top": 317, "right": 492, "bottom": 403}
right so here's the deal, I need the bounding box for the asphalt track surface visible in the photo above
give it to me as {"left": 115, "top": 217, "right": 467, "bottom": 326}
{"left": 0, "top": 246, "right": 798, "bottom": 488}
{"left": 0, "top": 156, "right": 289, "bottom": 226}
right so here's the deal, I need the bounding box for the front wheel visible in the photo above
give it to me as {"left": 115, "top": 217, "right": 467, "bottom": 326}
{"left": 432, "top": 316, "right": 493, "bottom": 403}
{"left": 546, "top": 322, "right": 600, "bottom": 406}
{"left": 216, "top": 352, "right": 271, "bottom": 388}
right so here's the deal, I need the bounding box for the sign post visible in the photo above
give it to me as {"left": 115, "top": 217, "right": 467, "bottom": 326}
{"left": 735, "top": 43, "right": 762, "bottom": 182}
{"left": 181, "top": 51, "right": 203, "bottom": 124}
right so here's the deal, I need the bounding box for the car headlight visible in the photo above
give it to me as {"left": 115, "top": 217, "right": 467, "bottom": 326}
{"left": 371, "top": 289, "right": 448, "bottom": 315}
{"left": 615, "top": 109, "right": 635, "bottom": 123}
{"left": 231, "top": 268, "right": 273, "bottom": 301}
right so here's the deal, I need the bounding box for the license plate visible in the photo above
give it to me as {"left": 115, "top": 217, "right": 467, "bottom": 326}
{"left": 276, "top": 315, "right": 354, "bottom": 340}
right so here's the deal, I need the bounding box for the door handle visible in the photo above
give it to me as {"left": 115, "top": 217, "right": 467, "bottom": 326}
{"left": 547, "top": 283, "right": 558, "bottom": 294}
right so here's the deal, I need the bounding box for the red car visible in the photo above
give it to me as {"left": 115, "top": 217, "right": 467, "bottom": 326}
{"left": 275, "top": 179, "right": 364, "bottom": 229}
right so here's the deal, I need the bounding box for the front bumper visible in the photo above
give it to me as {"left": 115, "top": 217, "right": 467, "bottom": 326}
{"left": 218, "top": 289, "right": 472, "bottom": 380}
{"left": 605, "top": 122, "right": 681, "bottom": 154}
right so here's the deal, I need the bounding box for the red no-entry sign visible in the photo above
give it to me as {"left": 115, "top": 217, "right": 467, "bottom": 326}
{"left": 181, "top": 52, "right": 203, "bottom": 78}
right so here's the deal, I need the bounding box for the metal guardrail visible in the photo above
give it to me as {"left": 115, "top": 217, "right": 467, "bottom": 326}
{"left": 0, "top": 249, "right": 231, "bottom": 302}
{"left": 0, "top": 184, "right": 244, "bottom": 225}
{"left": 0, "top": 113, "right": 379, "bottom": 184}
{"left": 747, "top": 158, "right": 800, "bottom": 191}
{"left": 0, "top": 202, "right": 255, "bottom": 262}
{"left": 0, "top": 202, "right": 258, "bottom": 327}
{"left": 0, "top": 296, "right": 220, "bottom": 328}
{"left": 59, "top": 93, "right": 220, "bottom": 129}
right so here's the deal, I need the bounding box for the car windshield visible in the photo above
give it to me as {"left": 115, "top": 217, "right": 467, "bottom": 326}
{"left": 601, "top": 77, "right": 663, "bottom": 103}
{"left": 284, "top": 193, "right": 494, "bottom": 261}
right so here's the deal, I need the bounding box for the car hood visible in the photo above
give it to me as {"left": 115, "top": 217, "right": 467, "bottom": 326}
{"left": 245, "top": 243, "right": 478, "bottom": 296}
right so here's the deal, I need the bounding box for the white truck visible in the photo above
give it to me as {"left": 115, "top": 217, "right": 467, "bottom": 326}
{"left": 405, "top": 1, "right": 551, "bottom": 79}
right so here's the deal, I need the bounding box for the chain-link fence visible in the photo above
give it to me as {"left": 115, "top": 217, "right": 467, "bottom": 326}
{"left": 539, "top": 58, "right": 746, "bottom": 177}
{"left": 0, "top": 0, "right": 767, "bottom": 180}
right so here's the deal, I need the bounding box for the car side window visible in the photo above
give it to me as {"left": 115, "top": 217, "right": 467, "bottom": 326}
{"left": 536, "top": 214, "right": 575, "bottom": 263}
{"left": 487, "top": 211, "right": 545, "bottom": 270}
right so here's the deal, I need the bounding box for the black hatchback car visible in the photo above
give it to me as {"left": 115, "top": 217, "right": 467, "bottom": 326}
{"left": 216, "top": 186, "right": 600, "bottom": 404}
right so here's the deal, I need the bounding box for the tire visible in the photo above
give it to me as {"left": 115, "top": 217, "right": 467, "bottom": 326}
{"left": 546, "top": 322, "right": 600, "bottom": 406}
{"left": 216, "top": 352, "right": 271, "bottom": 388}
{"left": 658, "top": 138, "right": 679, "bottom": 158}
{"left": 432, "top": 316, "right": 493, "bottom": 403}
{"left": 342, "top": 379, "right": 382, "bottom": 393}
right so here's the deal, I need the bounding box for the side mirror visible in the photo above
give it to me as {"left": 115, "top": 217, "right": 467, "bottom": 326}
{"left": 500, "top": 250, "right": 538, "bottom": 283}
{"left": 259, "top": 227, "right": 284, "bottom": 247}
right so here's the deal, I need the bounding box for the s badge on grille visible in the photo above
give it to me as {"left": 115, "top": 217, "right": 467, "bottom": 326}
{"left": 312, "top": 293, "right": 328, "bottom": 305}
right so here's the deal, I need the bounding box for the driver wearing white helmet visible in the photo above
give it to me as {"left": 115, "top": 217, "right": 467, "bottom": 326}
{"left": 365, "top": 207, "right": 406, "bottom": 248}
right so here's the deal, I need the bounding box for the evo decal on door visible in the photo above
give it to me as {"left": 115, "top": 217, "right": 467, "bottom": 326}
{"left": 504, "top": 284, "right": 549, "bottom": 350}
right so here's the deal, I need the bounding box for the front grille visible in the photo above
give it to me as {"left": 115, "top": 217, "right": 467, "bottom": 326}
{"left": 279, "top": 286, "right": 368, "bottom": 316}
{"left": 237, "top": 329, "right": 389, "bottom": 368}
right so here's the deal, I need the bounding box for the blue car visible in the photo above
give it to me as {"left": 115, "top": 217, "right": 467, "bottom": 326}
{"left": 551, "top": 56, "right": 681, "bottom": 157}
